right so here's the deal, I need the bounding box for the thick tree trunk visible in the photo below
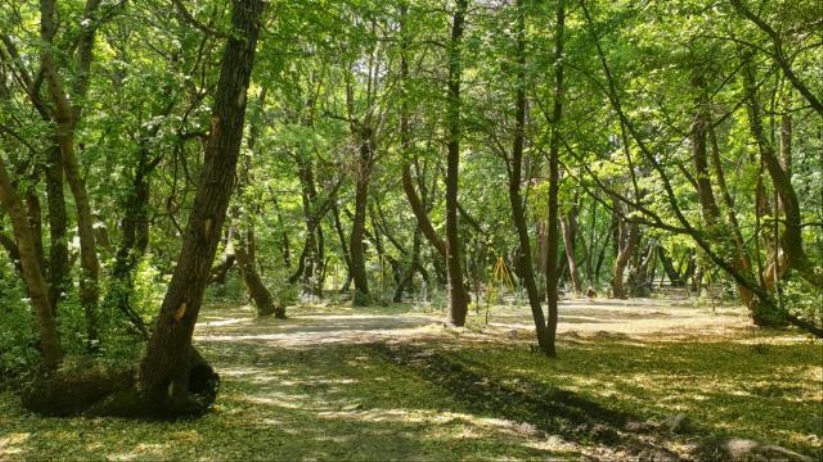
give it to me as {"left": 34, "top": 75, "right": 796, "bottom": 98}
{"left": 0, "top": 156, "right": 61, "bottom": 370}
{"left": 444, "top": 0, "right": 470, "bottom": 326}
{"left": 25, "top": 190, "right": 46, "bottom": 276}
{"left": 627, "top": 241, "right": 654, "bottom": 297}
{"left": 136, "top": 0, "right": 263, "bottom": 416}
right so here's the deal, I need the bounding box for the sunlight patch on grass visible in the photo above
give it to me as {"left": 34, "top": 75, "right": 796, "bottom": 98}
{"left": 0, "top": 433, "right": 29, "bottom": 458}
{"left": 108, "top": 443, "right": 170, "bottom": 462}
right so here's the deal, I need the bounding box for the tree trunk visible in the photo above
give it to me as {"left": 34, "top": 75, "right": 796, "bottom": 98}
{"left": 25, "top": 189, "right": 46, "bottom": 277}
{"left": 560, "top": 207, "right": 582, "bottom": 294}
{"left": 743, "top": 61, "right": 821, "bottom": 289}
{"left": 506, "top": 0, "right": 552, "bottom": 355}
{"left": 331, "top": 201, "right": 354, "bottom": 293}
{"left": 40, "top": 0, "right": 101, "bottom": 349}
{"left": 137, "top": 0, "right": 263, "bottom": 416}
{"left": 691, "top": 75, "right": 721, "bottom": 224}
{"left": 394, "top": 230, "right": 422, "bottom": 303}
{"left": 44, "top": 143, "right": 70, "bottom": 313}
{"left": 235, "top": 233, "right": 283, "bottom": 318}
{"left": 444, "top": 0, "right": 470, "bottom": 326}
{"left": 349, "top": 156, "right": 371, "bottom": 305}
{"left": 296, "top": 158, "right": 324, "bottom": 297}
{"left": 540, "top": 0, "right": 565, "bottom": 357}
{"left": 0, "top": 155, "right": 61, "bottom": 371}
{"left": 103, "top": 155, "right": 153, "bottom": 338}
{"left": 610, "top": 209, "right": 639, "bottom": 300}
{"left": 658, "top": 247, "right": 682, "bottom": 287}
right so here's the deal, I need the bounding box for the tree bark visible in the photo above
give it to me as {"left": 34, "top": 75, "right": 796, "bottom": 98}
{"left": 444, "top": 0, "right": 470, "bottom": 326}
{"left": 103, "top": 148, "right": 154, "bottom": 338}
{"left": 742, "top": 62, "right": 821, "bottom": 289}
{"left": 541, "top": 0, "right": 565, "bottom": 357}
{"left": 560, "top": 206, "right": 582, "bottom": 294}
{"left": 347, "top": 124, "right": 374, "bottom": 305}
{"left": 0, "top": 155, "right": 61, "bottom": 371}
{"left": 658, "top": 247, "right": 682, "bottom": 287}
{"left": 506, "top": 0, "right": 553, "bottom": 355}
{"left": 44, "top": 143, "right": 70, "bottom": 312}
{"left": 402, "top": 165, "right": 448, "bottom": 258}
{"left": 40, "top": 0, "right": 102, "bottom": 348}
{"left": 235, "top": 233, "right": 283, "bottom": 318}
{"left": 610, "top": 207, "right": 639, "bottom": 300}
{"left": 137, "top": 0, "right": 263, "bottom": 415}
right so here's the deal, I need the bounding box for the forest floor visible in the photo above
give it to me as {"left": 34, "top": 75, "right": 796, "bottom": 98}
{"left": 1, "top": 294, "right": 820, "bottom": 461}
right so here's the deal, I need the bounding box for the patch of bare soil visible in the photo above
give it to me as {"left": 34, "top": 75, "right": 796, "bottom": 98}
{"left": 195, "top": 295, "right": 752, "bottom": 348}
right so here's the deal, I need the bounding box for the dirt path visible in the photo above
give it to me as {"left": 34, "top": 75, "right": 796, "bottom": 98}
{"left": 195, "top": 295, "right": 751, "bottom": 347}
{"left": 185, "top": 297, "right": 758, "bottom": 460}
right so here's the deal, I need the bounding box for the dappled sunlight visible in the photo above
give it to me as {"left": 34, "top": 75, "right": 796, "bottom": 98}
{"left": 108, "top": 443, "right": 171, "bottom": 462}
{"left": 1, "top": 297, "right": 819, "bottom": 461}
{"left": 315, "top": 407, "right": 583, "bottom": 458}
{"left": 0, "top": 433, "right": 29, "bottom": 458}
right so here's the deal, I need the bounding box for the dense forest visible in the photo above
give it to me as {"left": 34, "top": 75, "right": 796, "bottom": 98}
{"left": 0, "top": 0, "right": 821, "bottom": 459}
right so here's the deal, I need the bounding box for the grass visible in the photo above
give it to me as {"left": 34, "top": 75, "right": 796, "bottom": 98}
{"left": 0, "top": 299, "right": 820, "bottom": 461}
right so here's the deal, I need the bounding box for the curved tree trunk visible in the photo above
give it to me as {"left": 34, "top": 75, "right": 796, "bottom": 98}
{"left": 508, "top": 0, "right": 554, "bottom": 356}
{"left": 235, "top": 232, "right": 283, "bottom": 318}
{"left": 0, "top": 156, "right": 61, "bottom": 371}
{"left": 742, "top": 64, "right": 821, "bottom": 289}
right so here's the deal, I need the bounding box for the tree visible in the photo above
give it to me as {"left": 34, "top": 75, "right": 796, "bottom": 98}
{"left": 134, "top": 0, "right": 264, "bottom": 415}
{"left": 444, "top": 0, "right": 470, "bottom": 326}
{"left": 0, "top": 156, "right": 61, "bottom": 370}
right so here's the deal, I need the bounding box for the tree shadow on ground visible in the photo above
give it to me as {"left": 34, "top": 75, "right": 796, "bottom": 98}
{"left": 368, "top": 342, "right": 684, "bottom": 460}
